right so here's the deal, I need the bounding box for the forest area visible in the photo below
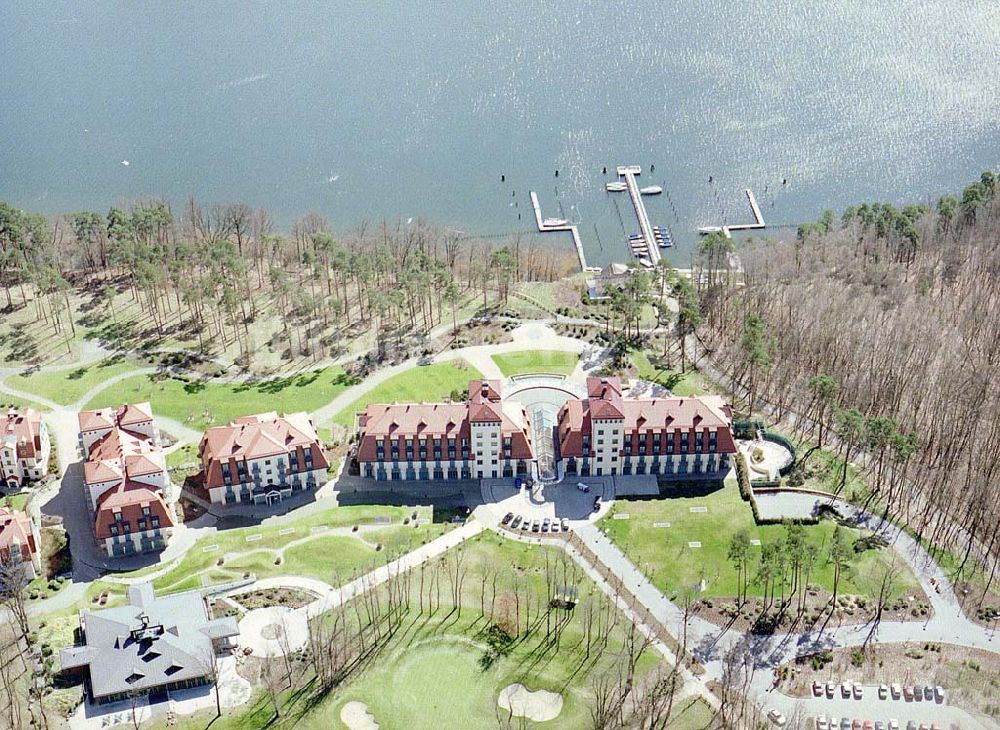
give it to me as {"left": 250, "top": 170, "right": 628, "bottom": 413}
{"left": 694, "top": 172, "right": 1000, "bottom": 605}
{"left": 0, "top": 198, "right": 576, "bottom": 368}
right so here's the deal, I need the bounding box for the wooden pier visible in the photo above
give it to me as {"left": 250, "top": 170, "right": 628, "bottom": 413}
{"left": 616, "top": 165, "right": 661, "bottom": 265}
{"left": 698, "top": 188, "right": 766, "bottom": 239}
{"left": 529, "top": 191, "right": 600, "bottom": 272}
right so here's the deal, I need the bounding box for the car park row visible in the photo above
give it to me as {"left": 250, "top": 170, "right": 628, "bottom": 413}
{"left": 501, "top": 512, "right": 570, "bottom": 534}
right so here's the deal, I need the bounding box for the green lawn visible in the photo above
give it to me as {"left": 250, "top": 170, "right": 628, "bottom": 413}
{"left": 332, "top": 360, "right": 482, "bottom": 429}
{"left": 165, "top": 443, "right": 199, "bottom": 468}
{"left": 631, "top": 350, "right": 711, "bottom": 397}
{"left": 115, "top": 505, "right": 450, "bottom": 595}
{"left": 0, "top": 492, "right": 29, "bottom": 511}
{"left": 85, "top": 367, "right": 356, "bottom": 430}
{"left": 600, "top": 481, "right": 918, "bottom": 599}
{"left": 491, "top": 350, "right": 579, "bottom": 377}
{"left": 4, "top": 357, "right": 141, "bottom": 406}
{"left": 164, "top": 532, "right": 669, "bottom": 730}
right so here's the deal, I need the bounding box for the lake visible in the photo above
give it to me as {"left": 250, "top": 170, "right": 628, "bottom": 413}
{"left": 1, "top": 1, "right": 997, "bottom": 266}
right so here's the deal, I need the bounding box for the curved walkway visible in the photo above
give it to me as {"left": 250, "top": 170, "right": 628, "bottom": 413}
{"left": 570, "top": 490, "right": 1000, "bottom": 719}
{"left": 309, "top": 322, "right": 588, "bottom": 426}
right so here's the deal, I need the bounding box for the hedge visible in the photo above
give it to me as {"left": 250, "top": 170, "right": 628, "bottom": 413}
{"left": 735, "top": 452, "right": 819, "bottom": 526}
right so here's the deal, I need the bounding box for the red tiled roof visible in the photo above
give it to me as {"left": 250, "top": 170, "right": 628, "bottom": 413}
{"left": 356, "top": 383, "right": 535, "bottom": 462}
{"left": 117, "top": 402, "right": 153, "bottom": 426}
{"left": 0, "top": 408, "right": 45, "bottom": 459}
{"left": 82, "top": 428, "right": 164, "bottom": 486}
{"left": 200, "top": 413, "right": 329, "bottom": 490}
{"left": 84, "top": 460, "right": 122, "bottom": 485}
{"left": 585, "top": 376, "right": 625, "bottom": 419}
{"left": 94, "top": 482, "right": 175, "bottom": 540}
{"left": 558, "top": 390, "right": 737, "bottom": 458}
{"left": 78, "top": 402, "right": 153, "bottom": 432}
{"left": 78, "top": 409, "right": 115, "bottom": 432}
{"left": 0, "top": 507, "right": 37, "bottom": 565}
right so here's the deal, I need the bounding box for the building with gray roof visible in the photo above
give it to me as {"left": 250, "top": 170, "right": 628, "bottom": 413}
{"left": 59, "top": 582, "right": 239, "bottom": 705}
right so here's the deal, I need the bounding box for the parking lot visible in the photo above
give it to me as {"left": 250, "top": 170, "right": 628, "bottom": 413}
{"left": 763, "top": 681, "right": 985, "bottom": 730}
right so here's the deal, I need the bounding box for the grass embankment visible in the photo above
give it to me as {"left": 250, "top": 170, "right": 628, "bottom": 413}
{"left": 332, "top": 360, "right": 481, "bottom": 429}
{"left": 630, "top": 351, "right": 711, "bottom": 397}
{"left": 4, "top": 357, "right": 141, "bottom": 406}
{"left": 164, "top": 532, "right": 672, "bottom": 730}
{"left": 124, "top": 505, "right": 449, "bottom": 595}
{"left": 600, "top": 481, "right": 919, "bottom": 599}
{"left": 85, "top": 367, "right": 355, "bottom": 431}
{"left": 0, "top": 492, "right": 29, "bottom": 511}
{"left": 491, "top": 350, "right": 579, "bottom": 377}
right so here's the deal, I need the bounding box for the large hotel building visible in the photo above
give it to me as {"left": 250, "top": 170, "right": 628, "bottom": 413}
{"left": 557, "top": 377, "right": 736, "bottom": 477}
{"left": 355, "top": 377, "right": 735, "bottom": 481}
{"left": 356, "top": 380, "right": 534, "bottom": 481}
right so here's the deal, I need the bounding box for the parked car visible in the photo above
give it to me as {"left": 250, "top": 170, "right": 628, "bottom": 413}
{"left": 852, "top": 719, "right": 862, "bottom": 730}
{"left": 542, "top": 518, "right": 551, "bottom": 532}
{"left": 933, "top": 686, "right": 944, "bottom": 702}
{"left": 875, "top": 721, "right": 885, "bottom": 730}
{"left": 890, "top": 683, "right": 902, "bottom": 699}
{"left": 576, "top": 482, "right": 590, "bottom": 492}
{"left": 863, "top": 721, "right": 874, "bottom": 730}
{"left": 888, "top": 720, "right": 899, "bottom": 730}
{"left": 416, "top": 355, "right": 433, "bottom": 366}
{"left": 853, "top": 685, "right": 863, "bottom": 699}
{"left": 510, "top": 515, "right": 522, "bottom": 529}
{"left": 923, "top": 685, "right": 934, "bottom": 701}
{"left": 841, "top": 682, "right": 852, "bottom": 698}
{"left": 826, "top": 682, "right": 836, "bottom": 698}
{"left": 531, "top": 520, "right": 540, "bottom": 532}
{"left": 766, "top": 708, "right": 786, "bottom": 727}
{"left": 502, "top": 512, "right": 514, "bottom": 525}
{"left": 813, "top": 681, "right": 824, "bottom": 697}
{"left": 817, "top": 717, "right": 829, "bottom": 730}
{"left": 903, "top": 685, "right": 914, "bottom": 701}
{"left": 550, "top": 520, "right": 560, "bottom": 533}
{"left": 592, "top": 496, "right": 601, "bottom": 512}
{"left": 840, "top": 719, "right": 851, "bottom": 730}
{"left": 878, "top": 684, "right": 888, "bottom": 699}
{"left": 560, "top": 517, "right": 569, "bottom": 532}
{"left": 905, "top": 721, "right": 916, "bottom": 730}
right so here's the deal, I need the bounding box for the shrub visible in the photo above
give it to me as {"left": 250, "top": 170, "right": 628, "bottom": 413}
{"left": 850, "top": 648, "right": 865, "bottom": 667}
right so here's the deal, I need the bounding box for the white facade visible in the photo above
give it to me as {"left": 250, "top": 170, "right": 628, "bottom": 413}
{"left": 0, "top": 421, "right": 50, "bottom": 487}
{"left": 101, "top": 525, "right": 173, "bottom": 557}
{"left": 80, "top": 418, "right": 157, "bottom": 455}
{"left": 209, "top": 451, "right": 328, "bottom": 506}
{"left": 471, "top": 421, "right": 502, "bottom": 479}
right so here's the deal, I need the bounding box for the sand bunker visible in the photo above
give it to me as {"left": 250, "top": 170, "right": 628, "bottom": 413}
{"left": 341, "top": 701, "right": 379, "bottom": 730}
{"left": 498, "top": 683, "right": 563, "bottom": 722}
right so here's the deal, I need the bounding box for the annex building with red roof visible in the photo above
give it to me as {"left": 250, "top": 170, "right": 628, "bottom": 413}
{"left": 1, "top": 407, "right": 50, "bottom": 488}
{"left": 0, "top": 506, "right": 41, "bottom": 580}
{"left": 557, "top": 377, "right": 737, "bottom": 478}
{"left": 199, "top": 412, "right": 329, "bottom": 505}
{"left": 356, "top": 380, "right": 535, "bottom": 481}
{"left": 77, "top": 403, "right": 176, "bottom": 558}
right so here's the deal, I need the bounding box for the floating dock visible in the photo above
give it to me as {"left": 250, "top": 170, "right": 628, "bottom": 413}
{"left": 529, "top": 191, "right": 600, "bottom": 272}
{"left": 698, "top": 188, "right": 766, "bottom": 239}
{"left": 616, "top": 165, "right": 661, "bottom": 265}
